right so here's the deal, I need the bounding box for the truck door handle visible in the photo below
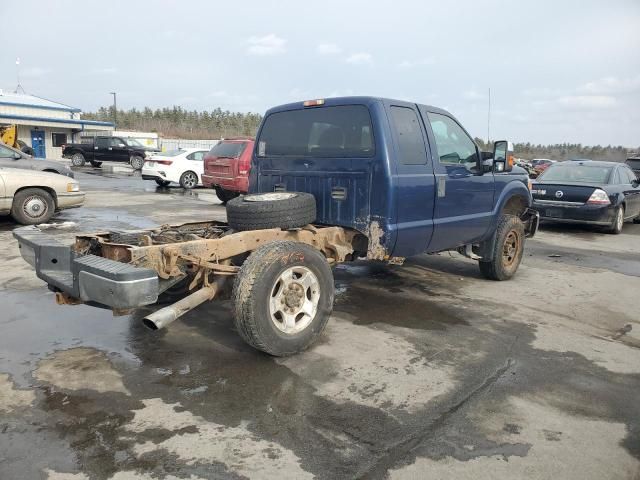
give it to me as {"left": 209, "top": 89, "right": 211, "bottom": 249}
{"left": 331, "top": 186, "right": 347, "bottom": 201}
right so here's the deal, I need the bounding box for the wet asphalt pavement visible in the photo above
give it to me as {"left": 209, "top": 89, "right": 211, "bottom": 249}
{"left": 1, "top": 165, "right": 639, "bottom": 479}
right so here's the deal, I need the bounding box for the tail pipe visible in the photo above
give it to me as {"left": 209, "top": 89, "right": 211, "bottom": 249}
{"left": 143, "top": 275, "right": 227, "bottom": 331}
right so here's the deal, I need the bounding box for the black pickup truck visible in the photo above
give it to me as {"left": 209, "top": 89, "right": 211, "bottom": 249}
{"left": 62, "top": 136, "right": 149, "bottom": 170}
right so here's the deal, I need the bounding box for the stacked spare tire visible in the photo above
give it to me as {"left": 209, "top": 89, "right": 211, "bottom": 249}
{"left": 225, "top": 192, "right": 317, "bottom": 231}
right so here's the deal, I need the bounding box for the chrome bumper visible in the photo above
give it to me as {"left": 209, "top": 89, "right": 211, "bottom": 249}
{"left": 13, "top": 226, "right": 158, "bottom": 309}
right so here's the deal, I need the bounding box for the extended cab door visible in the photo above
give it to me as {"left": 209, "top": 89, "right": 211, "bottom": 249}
{"left": 384, "top": 101, "right": 436, "bottom": 257}
{"left": 420, "top": 108, "right": 495, "bottom": 251}
{"left": 93, "top": 137, "right": 109, "bottom": 161}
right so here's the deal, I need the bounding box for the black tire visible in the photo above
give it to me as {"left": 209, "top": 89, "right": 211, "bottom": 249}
{"left": 232, "top": 241, "right": 333, "bottom": 356}
{"left": 70, "top": 153, "right": 85, "bottom": 167}
{"left": 179, "top": 171, "right": 198, "bottom": 189}
{"left": 215, "top": 187, "right": 239, "bottom": 204}
{"left": 607, "top": 205, "right": 624, "bottom": 234}
{"left": 130, "top": 155, "right": 145, "bottom": 170}
{"left": 226, "top": 192, "right": 316, "bottom": 231}
{"left": 11, "top": 188, "right": 55, "bottom": 225}
{"left": 155, "top": 179, "right": 171, "bottom": 187}
{"left": 478, "top": 214, "right": 525, "bottom": 281}
{"left": 90, "top": 160, "right": 103, "bottom": 168}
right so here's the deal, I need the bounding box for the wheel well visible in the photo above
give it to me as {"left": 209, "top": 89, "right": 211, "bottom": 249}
{"left": 43, "top": 169, "right": 58, "bottom": 174}
{"left": 14, "top": 186, "right": 58, "bottom": 208}
{"left": 501, "top": 195, "right": 528, "bottom": 216}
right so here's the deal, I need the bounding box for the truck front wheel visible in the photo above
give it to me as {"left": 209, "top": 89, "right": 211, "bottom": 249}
{"left": 232, "top": 241, "right": 333, "bottom": 356}
{"left": 478, "top": 214, "right": 525, "bottom": 281}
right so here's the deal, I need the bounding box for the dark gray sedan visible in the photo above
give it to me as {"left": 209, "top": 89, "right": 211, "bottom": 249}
{"left": 0, "top": 143, "right": 74, "bottom": 178}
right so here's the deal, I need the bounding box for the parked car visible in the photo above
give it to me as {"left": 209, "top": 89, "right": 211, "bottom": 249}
{"left": 626, "top": 155, "right": 640, "bottom": 179}
{"left": 532, "top": 160, "right": 640, "bottom": 233}
{"left": 141, "top": 148, "right": 209, "bottom": 189}
{"left": 13, "top": 96, "right": 539, "bottom": 356}
{"left": 0, "top": 142, "right": 74, "bottom": 178}
{"left": 202, "top": 138, "right": 254, "bottom": 203}
{"left": 0, "top": 168, "right": 84, "bottom": 224}
{"left": 530, "top": 158, "right": 556, "bottom": 178}
{"left": 62, "top": 136, "right": 150, "bottom": 170}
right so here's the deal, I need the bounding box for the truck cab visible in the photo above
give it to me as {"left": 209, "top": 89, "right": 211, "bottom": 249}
{"left": 250, "top": 96, "right": 536, "bottom": 262}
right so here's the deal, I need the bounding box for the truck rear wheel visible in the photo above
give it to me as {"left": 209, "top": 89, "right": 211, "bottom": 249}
{"left": 478, "top": 214, "right": 525, "bottom": 281}
{"left": 130, "top": 155, "right": 145, "bottom": 170}
{"left": 226, "top": 192, "right": 316, "bottom": 231}
{"left": 71, "top": 153, "right": 85, "bottom": 167}
{"left": 232, "top": 241, "right": 333, "bottom": 356}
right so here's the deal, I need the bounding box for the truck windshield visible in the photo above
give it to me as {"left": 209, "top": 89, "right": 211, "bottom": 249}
{"left": 257, "top": 105, "right": 374, "bottom": 158}
{"left": 209, "top": 142, "right": 247, "bottom": 158}
{"left": 539, "top": 165, "right": 613, "bottom": 184}
{"left": 126, "top": 138, "right": 144, "bottom": 147}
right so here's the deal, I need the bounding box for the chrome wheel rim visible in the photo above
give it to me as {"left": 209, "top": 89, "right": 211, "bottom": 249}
{"left": 269, "top": 266, "right": 320, "bottom": 335}
{"left": 245, "top": 192, "right": 295, "bottom": 202}
{"left": 23, "top": 195, "right": 48, "bottom": 219}
{"left": 182, "top": 172, "right": 197, "bottom": 188}
{"left": 71, "top": 154, "right": 83, "bottom": 166}
{"left": 616, "top": 208, "right": 624, "bottom": 230}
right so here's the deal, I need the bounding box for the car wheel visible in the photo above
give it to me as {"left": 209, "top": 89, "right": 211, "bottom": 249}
{"left": 90, "top": 160, "right": 103, "bottom": 167}
{"left": 232, "top": 241, "right": 333, "bottom": 356}
{"left": 179, "top": 171, "right": 198, "bottom": 189}
{"left": 71, "top": 153, "right": 85, "bottom": 167}
{"left": 11, "top": 188, "right": 55, "bottom": 225}
{"left": 129, "top": 155, "right": 144, "bottom": 170}
{"left": 155, "top": 179, "right": 171, "bottom": 187}
{"left": 226, "top": 192, "right": 316, "bottom": 231}
{"left": 478, "top": 214, "right": 525, "bottom": 281}
{"left": 608, "top": 205, "right": 624, "bottom": 234}
{"left": 215, "top": 187, "right": 240, "bottom": 204}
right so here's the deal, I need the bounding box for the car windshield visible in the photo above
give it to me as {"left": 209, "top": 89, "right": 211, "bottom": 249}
{"left": 208, "top": 142, "right": 247, "bottom": 158}
{"left": 539, "top": 164, "right": 613, "bottom": 183}
{"left": 126, "top": 138, "right": 144, "bottom": 147}
{"left": 155, "top": 149, "right": 185, "bottom": 157}
{"left": 626, "top": 159, "right": 640, "bottom": 169}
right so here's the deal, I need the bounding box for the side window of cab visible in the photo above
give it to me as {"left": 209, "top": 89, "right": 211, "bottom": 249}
{"left": 427, "top": 113, "right": 478, "bottom": 170}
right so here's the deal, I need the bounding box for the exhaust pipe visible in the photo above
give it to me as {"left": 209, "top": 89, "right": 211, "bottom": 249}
{"left": 143, "top": 276, "right": 226, "bottom": 331}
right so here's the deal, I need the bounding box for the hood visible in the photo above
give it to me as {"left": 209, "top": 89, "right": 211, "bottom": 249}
{"left": 0, "top": 166, "right": 76, "bottom": 182}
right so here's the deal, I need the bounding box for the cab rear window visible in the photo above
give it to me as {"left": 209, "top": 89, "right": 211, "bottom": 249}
{"left": 257, "top": 105, "right": 374, "bottom": 158}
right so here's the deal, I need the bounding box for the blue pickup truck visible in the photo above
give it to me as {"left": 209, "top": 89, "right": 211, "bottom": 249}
{"left": 14, "top": 96, "right": 538, "bottom": 356}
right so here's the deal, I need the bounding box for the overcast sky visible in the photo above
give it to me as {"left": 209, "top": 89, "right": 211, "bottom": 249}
{"left": 1, "top": 0, "right": 639, "bottom": 146}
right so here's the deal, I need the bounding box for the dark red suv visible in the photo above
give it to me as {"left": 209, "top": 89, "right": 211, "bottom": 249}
{"left": 202, "top": 138, "right": 254, "bottom": 203}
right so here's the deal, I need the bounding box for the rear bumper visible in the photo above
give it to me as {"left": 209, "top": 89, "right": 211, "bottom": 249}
{"left": 201, "top": 174, "right": 248, "bottom": 192}
{"left": 533, "top": 201, "right": 615, "bottom": 226}
{"left": 13, "top": 226, "right": 159, "bottom": 309}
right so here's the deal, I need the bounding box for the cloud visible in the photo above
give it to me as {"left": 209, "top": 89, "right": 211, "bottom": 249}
{"left": 20, "top": 66, "right": 50, "bottom": 78}
{"left": 90, "top": 67, "right": 118, "bottom": 75}
{"left": 463, "top": 89, "right": 487, "bottom": 101}
{"left": 578, "top": 75, "right": 640, "bottom": 95}
{"left": 345, "top": 52, "right": 373, "bottom": 65}
{"left": 556, "top": 95, "right": 617, "bottom": 110}
{"left": 397, "top": 58, "right": 435, "bottom": 68}
{"left": 316, "top": 43, "right": 342, "bottom": 55}
{"left": 246, "top": 34, "right": 286, "bottom": 56}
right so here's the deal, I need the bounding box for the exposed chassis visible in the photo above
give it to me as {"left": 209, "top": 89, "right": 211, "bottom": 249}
{"left": 14, "top": 221, "right": 360, "bottom": 321}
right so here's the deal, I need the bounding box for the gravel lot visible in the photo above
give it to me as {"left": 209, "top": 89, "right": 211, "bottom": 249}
{"left": 1, "top": 166, "right": 639, "bottom": 479}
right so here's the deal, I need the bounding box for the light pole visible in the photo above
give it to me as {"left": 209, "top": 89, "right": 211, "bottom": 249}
{"left": 110, "top": 92, "right": 117, "bottom": 129}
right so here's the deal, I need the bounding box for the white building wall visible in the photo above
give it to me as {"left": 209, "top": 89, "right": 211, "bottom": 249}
{"left": 16, "top": 125, "right": 77, "bottom": 160}
{"left": 160, "top": 138, "right": 219, "bottom": 151}
{"left": 1, "top": 104, "right": 77, "bottom": 120}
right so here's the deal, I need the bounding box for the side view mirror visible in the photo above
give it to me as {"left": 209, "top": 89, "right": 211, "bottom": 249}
{"left": 13, "top": 152, "right": 22, "bottom": 160}
{"left": 633, "top": 179, "right": 640, "bottom": 188}
{"left": 493, "top": 140, "right": 515, "bottom": 173}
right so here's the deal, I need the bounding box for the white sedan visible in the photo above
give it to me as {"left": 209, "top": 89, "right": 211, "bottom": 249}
{"left": 141, "top": 148, "right": 209, "bottom": 189}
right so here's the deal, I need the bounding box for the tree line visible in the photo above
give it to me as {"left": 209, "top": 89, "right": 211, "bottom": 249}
{"left": 84, "top": 106, "right": 636, "bottom": 160}
{"left": 83, "top": 106, "right": 263, "bottom": 139}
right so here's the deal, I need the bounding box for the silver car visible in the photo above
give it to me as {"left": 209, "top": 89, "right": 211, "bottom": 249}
{"left": 0, "top": 143, "right": 74, "bottom": 178}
